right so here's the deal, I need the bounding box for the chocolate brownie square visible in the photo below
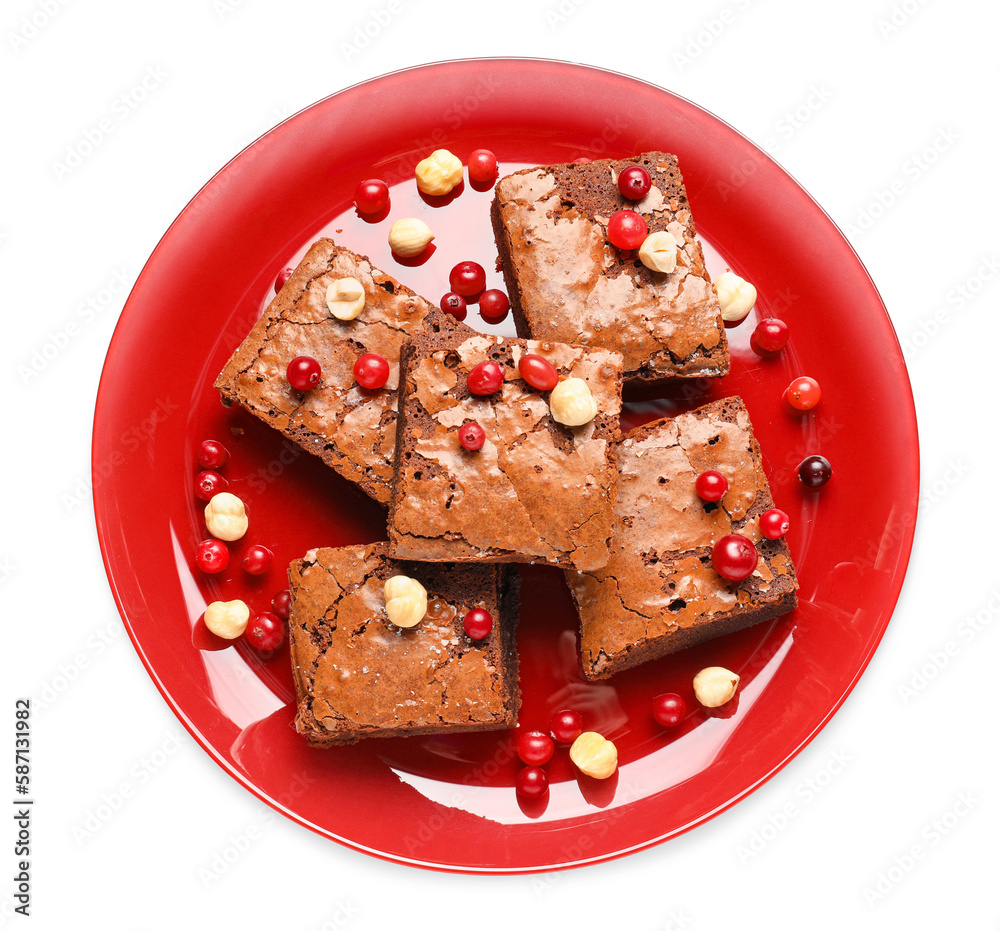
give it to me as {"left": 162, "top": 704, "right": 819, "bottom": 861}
{"left": 491, "top": 152, "right": 729, "bottom": 384}
{"left": 387, "top": 331, "right": 623, "bottom": 571}
{"left": 215, "top": 238, "right": 470, "bottom": 505}
{"left": 288, "top": 543, "right": 520, "bottom": 746}
{"left": 567, "top": 397, "right": 798, "bottom": 679}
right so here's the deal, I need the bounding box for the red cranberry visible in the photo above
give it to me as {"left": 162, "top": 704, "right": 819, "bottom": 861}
{"left": 759, "top": 508, "right": 790, "bottom": 539}
{"left": 273, "top": 267, "right": 294, "bottom": 294}
{"left": 271, "top": 589, "right": 292, "bottom": 620}
{"left": 515, "top": 766, "right": 548, "bottom": 799}
{"left": 607, "top": 210, "right": 647, "bottom": 250}
{"left": 463, "top": 608, "right": 493, "bottom": 640}
{"left": 468, "top": 148, "right": 498, "bottom": 183}
{"left": 550, "top": 709, "right": 583, "bottom": 744}
{"left": 287, "top": 356, "right": 321, "bottom": 391}
{"left": 478, "top": 289, "right": 510, "bottom": 322}
{"left": 449, "top": 261, "right": 486, "bottom": 299}
{"left": 786, "top": 376, "right": 821, "bottom": 411}
{"left": 243, "top": 544, "right": 273, "bottom": 575}
{"left": 353, "top": 353, "right": 390, "bottom": 390}
{"left": 695, "top": 470, "right": 728, "bottom": 502}
{"left": 618, "top": 165, "right": 652, "bottom": 200}
{"left": 195, "top": 539, "right": 229, "bottom": 574}
{"left": 198, "top": 440, "right": 228, "bottom": 470}
{"left": 798, "top": 455, "right": 832, "bottom": 488}
{"left": 750, "top": 317, "right": 789, "bottom": 355}
{"left": 458, "top": 422, "right": 486, "bottom": 451}
{"left": 195, "top": 470, "right": 227, "bottom": 501}
{"left": 244, "top": 612, "right": 285, "bottom": 652}
{"left": 652, "top": 693, "right": 687, "bottom": 727}
{"left": 712, "top": 534, "right": 758, "bottom": 581}
{"left": 467, "top": 360, "right": 504, "bottom": 395}
{"left": 517, "top": 354, "right": 559, "bottom": 391}
{"left": 354, "top": 179, "right": 389, "bottom": 214}
{"left": 440, "top": 291, "right": 468, "bottom": 321}
{"left": 517, "top": 730, "right": 555, "bottom": 766}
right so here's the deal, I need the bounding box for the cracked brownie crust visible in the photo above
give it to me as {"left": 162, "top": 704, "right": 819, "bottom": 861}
{"left": 214, "top": 238, "right": 470, "bottom": 505}
{"left": 288, "top": 543, "right": 520, "bottom": 746}
{"left": 387, "top": 330, "right": 623, "bottom": 571}
{"left": 567, "top": 397, "right": 798, "bottom": 679}
{"left": 491, "top": 152, "right": 729, "bottom": 384}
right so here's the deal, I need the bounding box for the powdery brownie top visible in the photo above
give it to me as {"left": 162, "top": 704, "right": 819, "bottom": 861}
{"left": 567, "top": 397, "right": 797, "bottom": 679}
{"left": 288, "top": 543, "right": 519, "bottom": 746}
{"left": 214, "top": 238, "right": 468, "bottom": 505}
{"left": 492, "top": 152, "right": 728, "bottom": 382}
{"left": 387, "top": 331, "right": 623, "bottom": 571}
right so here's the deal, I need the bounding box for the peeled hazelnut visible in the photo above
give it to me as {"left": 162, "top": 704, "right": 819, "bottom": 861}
{"left": 693, "top": 666, "right": 740, "bottom": 707}
{"left": 388, "top": 218, "right": 434, "bottom": 257}
{"left": 714, "top": 271, "right": 757, "bottom": 322}
{"left": 204, "top": 599, "right": 250, "bottom": 639}
{"left": 548, "top": 377, "right": 598, "bottom": 427}
{"left": 204, "top": 492, "right": 248, "bottom": 541}
{"left": 325, "top": 277, "right": 366, "bottom": 320}
{"left": 414, "top": 148, "right": 463, "bottom": 196}
{"left": 638, "top": 231, "right": 679, "bottom": 274}
{"left": 569, "top": 732, "right": 618, "bottom": 779}
{"left": 384, "top": 574, "right": 428, "bottom": 628}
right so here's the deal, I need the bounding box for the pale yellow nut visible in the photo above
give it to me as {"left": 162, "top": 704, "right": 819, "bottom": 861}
{"left": 415, "top": 148, "right": 463, "bottom": 196}
{"left": 569, "top": 732, "right": 618, "bottom": 779}
{"left": 548, "top": 377, "right": 598, "bottom": 427}
{"left": 388, "top": 218, "right": 435, "bottom": 257}
{"left": 384, "top": 575, "right": 428, "bottom": 628}
{"left": 325, "top": 277, "right": 366, "bottom": 321}
{"left": 638, "top": 231, "right": 679, "bottom": 274}
{"left": 204, "top": 492, "right": 248, "bottom": 541}
{"left": 204, "top": 600, "right": 250, "bottom": 639}
{"left": 714, "top": 271, "right": 757, "bottom": 322}
{"left": 693, "top": 666, "right": 740, "bottom": 707}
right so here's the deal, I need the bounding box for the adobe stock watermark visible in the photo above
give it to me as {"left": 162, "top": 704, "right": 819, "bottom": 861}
{"left": 7, "top": 0, "right": 72, "bottom": 53}
{"left": 843, "top": 126, "right": 959, "bottom": 238}
{"left": 736, "top": 749, "right": 852, "bottom": 863}
{"left": 51, "top": 65, "right": 168, "bottom": 181}
{"left": 212, "top": 0, "right": 250, "bottom": 20}
{"left": 897, "top": 585, "right": 998, "bottom": 705}
{"left": 761, "top": 84, "right": 834, "bottom": 155}
{"left": 672, "top": 0, "right": 752, "bottom": 72}
{"left": 545, "top": 0, "right": 589, "bottom": 28}
{"left": 34, "top": 619, "right": 123, "bottom": 712}
{"left": 861, "top": 790, "right": 980, "bottom": 906}
{"left": 876, "top": 0, "right": 933, "bottom": 39}
{"left": 340, "top": 0, "right": 403, "bottom": 62}
{"left": 305, "top": 903, "right": 362, "bottom": 931}
{"left": 0, "top": 557, "right": 15, "bottom": 588}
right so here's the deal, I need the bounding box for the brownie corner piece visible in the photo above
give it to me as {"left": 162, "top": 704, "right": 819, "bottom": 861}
{"left": 387, "top": 329, "right": 623, "bottom": 571}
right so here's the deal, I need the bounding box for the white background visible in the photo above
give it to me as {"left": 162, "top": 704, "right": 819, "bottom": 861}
{"left": 2, "top": 0, "right": 997, "bottom": 927}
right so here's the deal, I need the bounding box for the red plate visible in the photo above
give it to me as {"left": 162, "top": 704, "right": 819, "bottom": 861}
{"left": 92, "top": 59, "right": 918, "bottom": 873}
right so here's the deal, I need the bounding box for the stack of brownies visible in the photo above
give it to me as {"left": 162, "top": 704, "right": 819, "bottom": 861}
{"left": 215, "top": 152, "right": 798, "bottom": 747}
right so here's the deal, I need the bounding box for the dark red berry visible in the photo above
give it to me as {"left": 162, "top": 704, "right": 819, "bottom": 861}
{"left": 652, "top": 693, "right": 687, "bottom": 727}
{"left": 550, "top": 709, "right": 583, "bottom": 744}
{"left": 618, "top": 165, "right": 652, "bottom": 200}
{"left": 287, "top": 356, "right": 321, "bottom": 391}
{"left": 785, "top": 376, "right": 821, "bottom": 411}
{"left": 798, "top": 455, "right": 832, "bottom": 488}
{"left": 271, "top": 589, "right": 292, "bottom": 620}
{"left": 273, "top": 267, "right": 294, "bottom": 294}
{"left": 517, "top": 354, "right": 559, "bottom": 392}
{"left": 354, "top": 179, "right": 389, "bottom": 214}
{"left": 695, "top": 470, "right": 728, "bottom": 502}
{"left": 468, "top": 149, "right": 498, "bottom": 183}
{"left": 458, "top": 422, "right": 486, "bottom": 451}
{"left": 242, "top": 544, "right": 273, "bottom": 575}
{"left": 750, "top": 318, "right": 789, "bottom": 355}
{"left": 517, "top": 730, "right": 555, "bottom": 766}
{"left": 467, "top": 360, "right": 504, "bottom": 395}
{"left": 440, "top": 291, "right": 468, "bottom": 321}
{"left": 463, "top": 608, "right": 493, "bottom": 640}
{"left": 195, "top": 470, "right": 228, "bottom": 501}
{"left": 244, "top": 612, "right": 285, "bottom": 652}
{"left": 449, "top": 261, "right": 486, "bottom": 299}
{"left": 353, "top": 353, "right": 390, "bottom": 390}
{"left": 759, "top": 508, "right": 790, "bottom": 539}
{"left": 478, "top": 289, "right": 510, "bottom": 322}
{"left": 515, "top": 766, "right": 548, "bottom": 799}
{"left": 607, "top": 210, "right": 647, "bottom": 250}
{"left": 712, "top": 534, "right": 758, "bottom": 581}
{"left": 195, "top": 539, "right": 229, "bottom": 574}
{"left": 198, "top": 440, "right": 228, "bottom": 470}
